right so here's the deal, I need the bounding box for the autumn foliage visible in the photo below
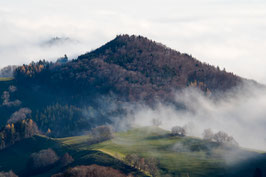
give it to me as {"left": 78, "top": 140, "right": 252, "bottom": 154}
{"left": 52, "top": 165, "right": 129, "bottom": 177}
{"left": 0, "top": 171, "right": 18, "bottom": 177}
{"left": 0, "top": 119, "right": 39, "bottom": 150}
{"left": 125, "top": 154, "right": 159, "bottom": 177}
{"left": 14, "top": 35, "right": 242, "bottom": 103}
{"left": 28, "top": 148, "right": 59, "bottom": 169}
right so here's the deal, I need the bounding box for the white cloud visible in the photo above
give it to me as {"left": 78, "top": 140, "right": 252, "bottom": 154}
{"left": 0, "top": 0, "right": 266, "bottom": 83}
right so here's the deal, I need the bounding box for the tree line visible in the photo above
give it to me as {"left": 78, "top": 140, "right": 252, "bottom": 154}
{"left": 0, "top": 119, "right": 38, "bottom": 150}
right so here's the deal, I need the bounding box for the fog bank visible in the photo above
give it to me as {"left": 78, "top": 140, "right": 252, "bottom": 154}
{"left": 114, "top": 82, "right": 266, "bottom": 150}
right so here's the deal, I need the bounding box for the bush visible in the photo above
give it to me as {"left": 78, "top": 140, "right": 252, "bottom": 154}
{"left": 52, "top": 165, "right": 128, "bottom": 177}
{"left": 28, "top": 148, "right": 59, "bottom": 169}
{"left": 59, "top": 153, "right": 74, "bottom": 167}
{"left": 202, "top": 129, "right": 214, "bottom": 141}
{"left": 202, "top": 129, "right": 238, "bottom": 146}
{"left": 213, "top": 131, "right": 238, "bottom": 146}
{"left": 124, "top": 154, "right": 159, "bottom": 177}
{"left": 0, "top": 171, "right": 18, "bottom": 177}
{"left": 90, "top": 125, "right": 113, "bottom": 143}
{"left": 171, "top": 126, "right": 186, "bottom": 136}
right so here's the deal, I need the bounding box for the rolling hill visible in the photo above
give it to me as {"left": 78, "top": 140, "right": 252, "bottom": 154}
{"left": 0, "top": 127, "right": 265, "bottom": 177}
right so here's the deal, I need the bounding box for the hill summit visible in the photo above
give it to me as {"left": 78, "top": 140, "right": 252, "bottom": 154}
{"left": 0, "top": 35, "right": 245, "bottom": 137}
{"left": 15, "top": 34, "right": 242, "bottom": 102}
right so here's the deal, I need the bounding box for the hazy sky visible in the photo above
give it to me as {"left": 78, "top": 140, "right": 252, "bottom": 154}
{"left": 0, "top": 0, "right": 266, "bottom": 83}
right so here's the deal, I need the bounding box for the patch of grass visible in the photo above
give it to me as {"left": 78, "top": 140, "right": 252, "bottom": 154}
{"left": 88, "top": 128, "right": 224, "bottom": 177}
{"left": 56, "top": 134, "right": 92, "bottom": 146}
{"left": 0, "top": 77, "right": 14, "bottom": 81}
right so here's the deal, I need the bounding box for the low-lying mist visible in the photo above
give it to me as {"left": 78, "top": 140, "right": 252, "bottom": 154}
{"left": 112, "top": 82, "right": 266, "bottom": 151}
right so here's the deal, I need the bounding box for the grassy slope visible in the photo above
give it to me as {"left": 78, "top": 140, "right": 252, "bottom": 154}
{"left": 89, "top": 127, "right": 224, "bottom": 177}
{"left": 0, "top": 136, "right": 62, "bottom": 176}
{"left": 0, "top": 77, "right": 14, "bottom": 82}
{"left": 59, "top": 127, "right": 266, "bottom": 177}
{"left": 0, "top": 135, "right": 146, "bottom": 177}
{"left": 1, "top": 127, "right": 266, "bottom": 177}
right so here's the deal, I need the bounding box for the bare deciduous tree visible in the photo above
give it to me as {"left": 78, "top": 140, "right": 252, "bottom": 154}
{"left": 171, "top": 126, "right": 186, "bottom": 136}
{"left": 0, "top": 171, "right": 18, "bottom": 177}
{"left": 202, "top": 129, "right": 214, "bottom": 141}
{"left": 59, "top": 153, "right": 74, "bottom": 167}
{"left": 52, "top": 165, "right": 128, "bottom": 177}
{"left": 90, "top": 125, "right": 113, "bottom": 142}
{"left": 28, "top": 148, "right": 59, "bottom": 169}
{"left": 213, "top": 131, "right": 238, "bottom": 146}
{"left": 8, "top": 108, "right": 32, "bottom": 124}
{"left": 124, "top": 154, "right": 159, "bottom": 177}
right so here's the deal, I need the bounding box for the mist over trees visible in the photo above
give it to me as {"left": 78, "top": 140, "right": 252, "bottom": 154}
{"left": 0, "top": 34, "right": 244, "bottom": 140}
{"left": 171, "top": 126, "right": 186, "bottom": 137}
{"left": 13, "top": 35, "right": 241, "bottom": 104}
{"left": 203, "top": 129, "right": 238, "bottom": 146}
{"left": 203, "top": 129, "right": 214, "bottom": 141}
{"left": 0, "top": 30, "right": 264, "bottom": 177}
{"left": 89, "top": 125, "right": 113, "bottom": 144}
{"left": 152, "top": 118, "right": 162, "bottom": 127}
{"left": 0, "top": 66, "right": 17, "bottom": 78}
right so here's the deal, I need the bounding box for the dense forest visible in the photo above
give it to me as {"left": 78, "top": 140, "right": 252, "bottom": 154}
{"left": 15, "top": 35, "right": 242, "bottom": 102}
{"left": 0, "top": 35, "right": 243, "bottom": 138}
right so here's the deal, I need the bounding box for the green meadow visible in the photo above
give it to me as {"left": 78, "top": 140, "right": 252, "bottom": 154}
{"left": 1, "top": 127, "right": 266, "bottom": 177}
{"left": 0, "top": 77, "right": 14, "bottom": 82}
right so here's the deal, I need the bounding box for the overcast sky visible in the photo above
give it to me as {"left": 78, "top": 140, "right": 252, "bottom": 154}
{"left": 0, "top": 0, "right": 266, "bottom": 83}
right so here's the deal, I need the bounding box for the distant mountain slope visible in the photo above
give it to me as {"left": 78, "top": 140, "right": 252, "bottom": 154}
{"left": 15, "top": 35, "right": 242, "bottom": 103}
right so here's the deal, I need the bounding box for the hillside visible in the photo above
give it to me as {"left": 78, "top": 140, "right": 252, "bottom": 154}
{"left": 0, "top": 135, "right": 146, "bottom": 177}
{"left": 0, "top": 127, "right": 265, "bottom": 177}
{"left": 0, "top": 35, "right": 246, "bottom": 138}
{"left": 15, "top": 35, "right": 242, "bottom": 103}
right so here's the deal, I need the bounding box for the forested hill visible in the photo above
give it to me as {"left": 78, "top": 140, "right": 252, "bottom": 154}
{"left": 14, "top": 35, "right": 242, "bottom": 103}
{"left": 0, "top": 35, "right": 243, "bottom": 138}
